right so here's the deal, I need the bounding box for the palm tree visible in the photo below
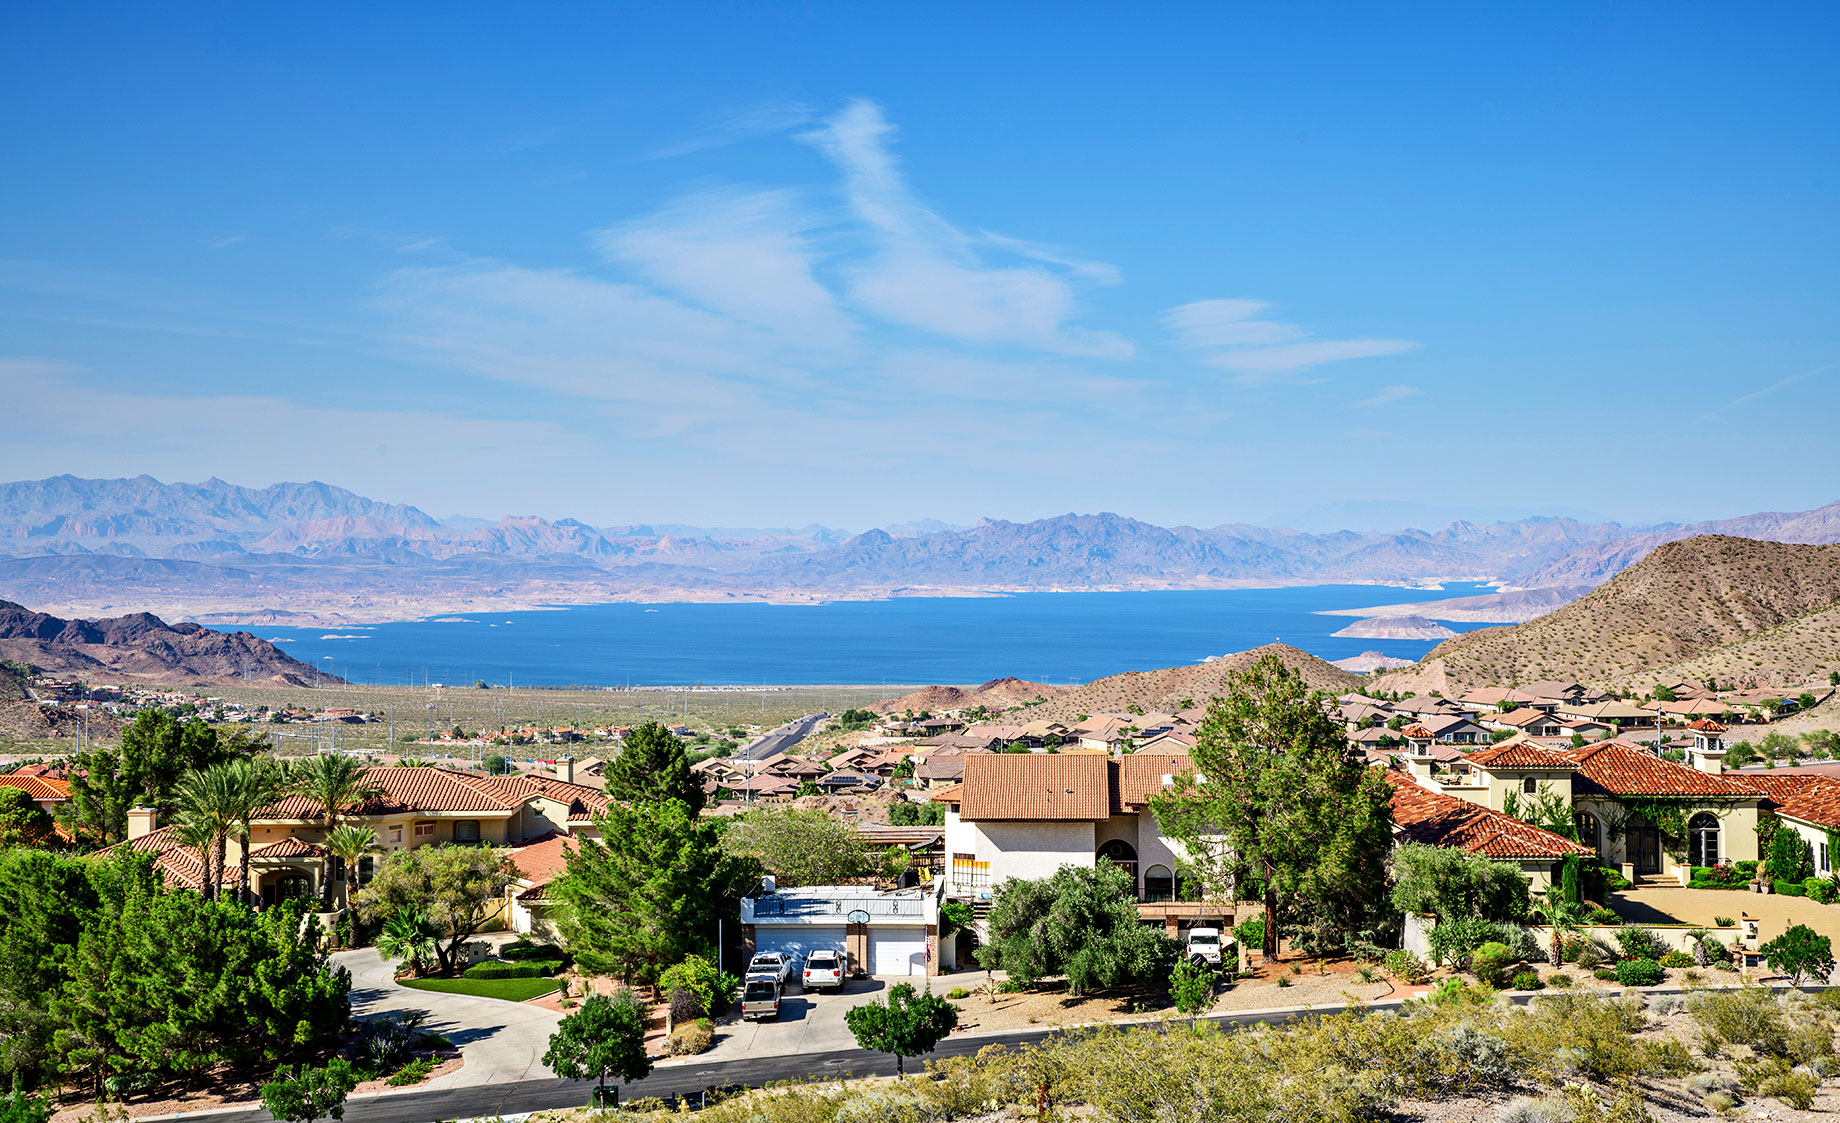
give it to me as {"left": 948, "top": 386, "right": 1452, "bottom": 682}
{"left": 375, "top": 908, "right": 440, "bottom": 977}
{"left": 227, "top": 758, "right": 287, "bottom": 906}
{"left": 176, "top": 816, "right": 220, "bottom": 899}
{"left": 287, "top": 754, "right": 380, "bottom": 830}
{"left": 1532, "top": 885, "right": 1586, "bottom": 969}
{"left": 324, "top": 822, "right": 380, "bottom": 912}
{"left": 176, "top": 763, "right": 245, "bottom": 900}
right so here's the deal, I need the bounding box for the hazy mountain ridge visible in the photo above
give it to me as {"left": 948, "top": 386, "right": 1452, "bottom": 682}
{"left": 1, "top": 476, "right": 1837, "bottom": 622}
{"left": 0, "top": 600, "right": 338, "bottom": 686}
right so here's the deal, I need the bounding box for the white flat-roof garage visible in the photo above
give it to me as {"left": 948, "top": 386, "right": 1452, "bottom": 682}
{"left": 741, "top": 884, "right": 942, "bottom": 977}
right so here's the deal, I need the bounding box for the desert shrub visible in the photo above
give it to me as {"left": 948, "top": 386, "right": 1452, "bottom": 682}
{"left": 1496, "top": 923, "right": 1547, "bottom": 965}
{"left": 1435, "top": 1022, "right": 1515, "bottom": 1089}
{"left": 1574, "top": 940, "right": 1607, "bottom": 970}
{"left": 1615, "top": 958, "right": 1664, "bottom": 986}
{"left": 664, "top": 1018, "right": 713, "bottom": 1057}
{"left": 1701, "top": 1090, "right": 1737, "bottom": 1113}
{"left": 1557, "top": 1080, "right": 1659, "bottom": 1123}
{"left": 1739, "top": 1056, "right": 1818, "bottom": 1110}
{"left": 385, "top": 1058, "right": 434, "bottom": 1086}
{"left": 1509, "top": 970, "right": 1543, "bottom": 991}
{"left": 1384, "top": 949, "right": 1431, "bottom": 984}
{"left": 1689, "top": 987, "right": 1788, "bottom": 1055}
{"left": 946, "top": 987, "right": 969, "bottom": 999}
{"left": 1594, "top": 968, "right": 1618, "bottom": 981}
{"left": 1495, "top": 1097, "right": 1565, "bottom": 1123}
{"left": 1471, "top": 942, "right": 1513, "bottom": 986}
{"left": 1545, "top": 972, "right": 1572, "bottom": 987}
{"left": 1505, "top": 992, "right": 1693, "bottom": 1083}
{"left": 1658, "top": 950, "right": 1693, "bottom": 968}
{"left": 1614, "top": 926, "right": 1667, "bottom": 963}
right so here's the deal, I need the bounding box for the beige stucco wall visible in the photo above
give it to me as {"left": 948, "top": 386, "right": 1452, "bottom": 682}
{"left": 973, "top": 820, "right": 1097, "bottom": 883}
{"left": 1574, "top": 796, "right": 1760, "bottom": 874}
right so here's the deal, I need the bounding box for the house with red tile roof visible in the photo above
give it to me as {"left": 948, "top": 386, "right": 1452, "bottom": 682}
{"left": 1386, "top": 772, "right": 1590, "bottom": 887}
{"left": 109, "top": 764, "right": 610, "bottom": 909}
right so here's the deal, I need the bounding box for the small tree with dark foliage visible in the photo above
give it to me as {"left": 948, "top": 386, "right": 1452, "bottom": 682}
{"left": 844, "top": 983, "right": 958, "bottom": 1077}
{"left": 1760, "top": 924, "right": 1835, "bottom": 986}
{"left": 261, "top": 1059, "right": 359, "bottom": 1123}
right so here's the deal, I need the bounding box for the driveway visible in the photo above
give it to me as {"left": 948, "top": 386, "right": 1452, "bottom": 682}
{"left": 1611, "top": 885, "right": 1840, "bottom": 982}
{"left": 693, "top": 976, "right": 894, "bottom": 1062}
{"left": 337, "top": 946, "right": 564, "bottom": 1089}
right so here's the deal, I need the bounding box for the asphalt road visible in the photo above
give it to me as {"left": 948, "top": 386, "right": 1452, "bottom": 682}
{"left": 734, "top": 712, "right": 828, "bottom": 761}
{"left": 201, "top": 1005, "right": 1318, "bottom": 1123}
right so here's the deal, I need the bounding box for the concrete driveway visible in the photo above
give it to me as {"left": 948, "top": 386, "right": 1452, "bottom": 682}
{"left": 695, "top": 977, "right": 896, "bottom": 1062}
{"left": 337, "top": 946, "right": 565, "bottom": 1089}
{"left": 1611, "top": 885, "right": 1840, "bottom": 982}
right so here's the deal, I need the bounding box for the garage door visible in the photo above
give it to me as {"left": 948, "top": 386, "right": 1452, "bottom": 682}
{"left": 754, "top": 926, "right": 847, "bottom": 970}
{"left": 869, "top": 928, "right": 928, "bottom": 976}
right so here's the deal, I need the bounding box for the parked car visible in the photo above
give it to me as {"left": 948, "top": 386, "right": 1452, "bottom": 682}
{"left": 746, "top": 952, "right": 796, "bottom": 986}
{"left": 802, "top": 948, "right": 845, "bottom": 993}
{"left": 1186, "top": 927, "right": 1232, "bottom": 968}
{"left": 740, "top": 975, "right": 782, "bottom": 1020}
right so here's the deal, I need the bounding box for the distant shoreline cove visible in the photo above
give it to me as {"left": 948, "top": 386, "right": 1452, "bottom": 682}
{"left": 244, "top": 584, "right": 1502, "bottom": 689}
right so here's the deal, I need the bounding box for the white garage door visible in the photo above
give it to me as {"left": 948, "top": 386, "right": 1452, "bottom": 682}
{"left": 870, "top": 928, "right": 928, "bottom": 976}
{"left": 754, "top": 926, "right": 847, "bottom": 971}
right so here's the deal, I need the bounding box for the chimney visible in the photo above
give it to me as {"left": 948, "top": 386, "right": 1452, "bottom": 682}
{"left": 127, "top": 806, "right": 157, "bottom": 840}
{"left": 1688, "top": 719, "right": 1727, "bottom": 774}
{"left": 560, "top": 756, "right": 575, "bottom": 784}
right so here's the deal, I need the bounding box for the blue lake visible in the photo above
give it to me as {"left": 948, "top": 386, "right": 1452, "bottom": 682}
{"left": 259, "top": 584, "right": 1495, "bottom": 688}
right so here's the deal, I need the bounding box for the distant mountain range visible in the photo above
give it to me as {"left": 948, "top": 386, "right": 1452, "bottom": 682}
{"left": 1, "top": 475, "right": 1837, "bottom": 624}
{"left": 0, "top": 600, "right": 333, "bottom": 686}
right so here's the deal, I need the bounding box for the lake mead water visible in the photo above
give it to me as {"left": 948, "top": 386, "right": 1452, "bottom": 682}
{"left": 260, "top": 584, "right": 1496, "bottom": 688}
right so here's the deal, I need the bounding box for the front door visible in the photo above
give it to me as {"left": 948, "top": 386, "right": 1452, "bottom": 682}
{"left": 1628, "top": 822, "right": 1661, "bottom": 874}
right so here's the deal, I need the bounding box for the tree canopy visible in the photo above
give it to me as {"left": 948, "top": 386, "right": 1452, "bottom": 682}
{"left": 1151, "top": 654, "right": 1395, "bottom": 957}
{"left": 719, "top": 806, "right": 877, "bottom": 886}
{"left": 1389, "top": 843, "right": 1531, "bottom": 923}
{"left": 603, "top": 722, "right": 704, "bottom": 812}
{"left": 553, "top": 799, "right": 754, "bottom": 986}
{"left": 61, "top": 711, "right": 253, "bottom": 843}
{"left": 542, "top": 990, "right": 652, "bottom": 1093}
{"left": 843, "top": 983, "right": 959, "bottom": 1077}
{"left": 0, "top": 789, "right": 54, "bottom": 848}
{"left": 976, "top": 861, "right": 1177, "bottom": 995}
{"left": 354, "top": 844, "right": 515, "bottom": 972}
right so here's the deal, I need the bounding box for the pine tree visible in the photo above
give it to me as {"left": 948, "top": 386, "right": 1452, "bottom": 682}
{"left": 603, "top": 722, "right": 704, "bottom": 812}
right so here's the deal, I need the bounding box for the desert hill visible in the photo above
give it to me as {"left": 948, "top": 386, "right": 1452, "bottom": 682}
{"left": 0, "top": 601, "right": 336, "bottom": 687}
{"left": 1633, "top": 601, "right": 1840, "bottom": 692}
{"left": 874, "top": 676, "right": 1061, "bottom": 715}
{"left": 1375, "top": 536, "right": 1840, "bottom": 694}
{"left": 1027, "top": 643, "right": 1362, "bottom": 723}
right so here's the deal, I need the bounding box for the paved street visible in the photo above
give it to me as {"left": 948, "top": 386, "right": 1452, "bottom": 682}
{"left": 337, "top": 946, "right": 564, "bottom": 1090}
{"left": 734, "top": 712, "right": 828, "bottom": 761}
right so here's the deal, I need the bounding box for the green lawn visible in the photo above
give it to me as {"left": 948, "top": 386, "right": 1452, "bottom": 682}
{"left": 399, "top": 976, "right": 561, "bottom": 1002}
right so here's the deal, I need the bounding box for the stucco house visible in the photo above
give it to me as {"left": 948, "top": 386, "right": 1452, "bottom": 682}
{"left": 1385, "top": 772, "right": 1592, "bottom": 889}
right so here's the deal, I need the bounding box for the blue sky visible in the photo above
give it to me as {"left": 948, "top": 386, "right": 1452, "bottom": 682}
{"left": 2, "top": 3, "right": 1836, "bottom": 531}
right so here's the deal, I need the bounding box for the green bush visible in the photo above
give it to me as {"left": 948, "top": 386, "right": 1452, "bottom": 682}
{"left": 1584, "top": 905, "right": 1621, "bottom": 925}
{"left": 1774, "top": 879, "right": 1807, "bottom": 897}
{"left": 1470, "top": 942, "right": 1513, "bottom": 987}
{"left": 500, "top": 941, "right": 570, "bottom": 966}
{"left": 1594, "top": 968, "right": 1619, "bottom": 981}
{"left": 1428, "top": 917, "right": 1500, "bottom": 967}
{"left": 461, "top": 958, "right": 561, "bottom": 979}
{"left": 1384, "top": 949, "right": 1431, "bottom": 984}
{"left": 385, "top": 1058, "right": 435, "bottom": 1086}
{"left": 1614, "top": 926, "right": 1667, "bottom": 962}
{"left": 1803, "top": 877, "right": 1837, "bottom": 904}
{"left": 1508, "top": 970, "right": 1543, "bottom": 991}
{"left": 1770, "top": 830, "right": 1815, "bottom": 883}
{"left": 946, "top": 987, "right": 969, "bottom": 999}
{"left": 1233, "top": 916, "right": 1265, "bottom": 950}
{"left": 1545, "top": 972, "right": 1573, "bottom": 987}
{"left": 1659, "top": 950, "right": 1693, "bottom": 968}
{"left": 1614, "top": 958, "right": 1665, "bottom": 986}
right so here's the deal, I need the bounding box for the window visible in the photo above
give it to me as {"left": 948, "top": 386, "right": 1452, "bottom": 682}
{"left": 413, "top": 821, "right": 436, "bottom": 838}
{"left": 1522, "top": 777, "right": 1538, "bottom": 795}
{"left": 454, "top": 820, "right": 480, "bottom": 843}
{"left": 1143, "top": 864, "right": 1175, "bottom": 903}
{"left": 387, "top": 825, "right": 403, "bottom": 845}
{"left": 1822, "top": 841, "right": 1830, "bottom": 874}
{"left": 1575, "top": 811, "right": 1602, "bottom": 858}
{"left": 952, "top": 858, "right": 990, "bottom": 891}
{"left": 1688, "top": 812, "right": 1721, "bottom": 868}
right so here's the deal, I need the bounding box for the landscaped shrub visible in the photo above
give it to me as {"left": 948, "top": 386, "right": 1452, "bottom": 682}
{"left": 501, "top": 940, "right": 571, "bottom": 968}
{"left": 1496, "top": 923, "right": 1547, "bottom": 964}
{"left": 1233, "top": 916, "right": 1265, "bottom": 951}
{"left": 1545, "top": 972, "right": 1572, "bottom": 987}
{"left": 1614, "top": 958, "right": 1665, "bottom": 986}
{"left": 663, "top": 1018, "right": 713, "bottom": 1057}
{"left": 946, "top": 987, "right": 969, "bottom": 999}
{"left": 461, "top": 959, "right": 559, "bottom": 979}
{"left": 1773, "top": 879, "right": 1807, "bottom": 897}
{"left": 1384, "top": 949, "right": 1431, "bottom": 984}
{"left": 1659, "top": 950, "right": 1693, "bottom": 968}
{"left": 1428, "top": 917, "right": 1498, "bottom": 967}
{"left": 1594, "top": 968, "right": 1619, "bottom": 981}
{"left": 385, "top": 1058, "right": 435, "bottom": 1086}
{"left": 1770, "top": 830, "right": 1815, "bottom": 883}
{"left": 1573, "top": 939, "right": 1607, "bottom": 970}
{"left": 1614, "top": 926, "right": 1667, "bottom": 962}
{"left": 1688, "top": 864, "right": 1749, "bottom": 889}
{"left": 1470, "top": 942, "right": 1513, "bottom": 987}
{"left": 1584, "top": 905, "right": 1621, "bottom": 926}
{"left": 1509, "top": 970, "right": 1543, "bottom": 991}
{"left": 1804, "top": 877, "right": 1837, "bottom": 904}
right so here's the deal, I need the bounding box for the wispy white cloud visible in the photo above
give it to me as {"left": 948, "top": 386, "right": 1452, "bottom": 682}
{"left": 804, "top": 100, "right": 1133, "bottom": 359}
{"left": 647, "top": 101, "right": 816, "bottom": 160}
{"left": 1356, "top": 384, "right": 1423, "bottom": 408}
{"left": 1164, "top": 298, "right": 1414, "bottom": 385}
{"left": 1698, "top": 361, "right": 1838, "bottom": 422}
{"left": 591, "top": 186, "right": 855, "bottom": 351}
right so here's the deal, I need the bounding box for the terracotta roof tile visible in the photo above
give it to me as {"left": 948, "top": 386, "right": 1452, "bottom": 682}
{"left": 1562, "top": 741, "right": 1759, "bottom": 798}
{"left": 1686, "top": 718, "right": 1728, "bottom": 733}
{"left": 247, "top": 836, "right": 328, "bottom": 859}
{"left": 1774, "top": 780, "right": 1840, "bottom": 829}
{"left": 0, "top": 775, "right": 71, "bottom": 802}
{"left": 1402, "top": 725, "right": 1434, "bottom": 739}
{"left": 1116, "top": 752, "right": 1192, "bottom": 808}
{"left": 1730, "top": 772, "right": 1839, "bottom": 806}
{"left": 1463, "top": 743, "right": 1580, "bottom": 769}
{"left": 961, "top": 754, "right": 1108, "bottom": 821}
{"left": 1387, "top": 773, "right": 1592, "bottom": 859}
{"left": 511, "top": 831, "right": 578, "bottom": 900}
{"left": 261, "top": 766, "right": 524, "bottom": 820}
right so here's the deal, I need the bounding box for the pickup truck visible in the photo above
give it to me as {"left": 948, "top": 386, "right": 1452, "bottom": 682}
{"left": 740, "top": 975, "right": 781, "bottom": 1020}
{"left": 746, "top": 952, "right": 796, "bottom": 987}
{"left": 801, "top": 948, "right": 844, "bottom": 993}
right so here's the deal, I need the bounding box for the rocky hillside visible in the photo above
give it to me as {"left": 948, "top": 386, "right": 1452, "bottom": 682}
{"left": 1028, "top": 644, "right": 1362, "bottom": 722}
{"left": 0, "top": 601, "right": 336, "bottom": 687}
{"left": 1376, "top": 536, "right": 1840, "bottom": 694}
{"left": 873, "top": 677, "right": 1062, "bottom": 715}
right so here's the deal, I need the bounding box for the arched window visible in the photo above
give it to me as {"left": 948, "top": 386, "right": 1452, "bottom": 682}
{"left": 1522, "top": 777, "right": 1538, "bottom": 795}
{"left": 1689, "top": 812, "right": 1721, "bottom": 867}
{"left": 1143, "top": 864, "right": 1174, "bottom": 903}
{"left": 1096, "top": 839, "right": 1138, "bottom": 889}
{"left": 1575, "top": 810, "right": 1602, "bottom": 858}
